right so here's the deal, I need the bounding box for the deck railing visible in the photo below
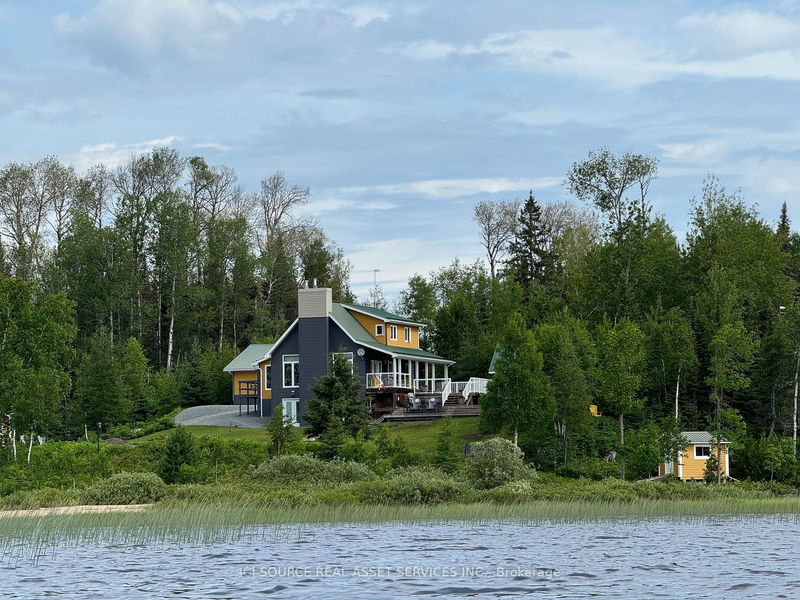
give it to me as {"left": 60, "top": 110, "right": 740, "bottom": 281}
{"left": 366, "top": 372, "right": 412, "bottom": 389}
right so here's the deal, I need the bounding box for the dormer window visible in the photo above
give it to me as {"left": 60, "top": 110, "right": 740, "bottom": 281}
{"left": 404, "top": 327, "right": 411, "bottom": 342}
{"left": 375, "top": 324, "right": 384, "bottom": 336}
{"left": 390, "top": 325, "right": 398, "bottom": 340}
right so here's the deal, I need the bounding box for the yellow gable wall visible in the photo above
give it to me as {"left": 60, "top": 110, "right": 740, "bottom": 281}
{"left": 679, "top": 444, "right": 728, "bottom": 480}
{"left": 256, "top": 358, "right": 272, "bottom": 400}
{"left": 386, "top": 323, "right": 420, "bottom": 349}
{"left": 232, "top": 370, "right": 258, "bottom": 395}
{"left": 348, "top": 310, "right": 387, "bottom": 345}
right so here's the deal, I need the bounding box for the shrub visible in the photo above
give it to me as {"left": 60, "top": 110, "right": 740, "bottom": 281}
{"left": 432, "top": 417, "right": 464, "bottom": 473}
{"left": 251, "top": 454, "right": 375, "bottom": 485}
{"left": 81, "top": 472, "right": 167, "bottom": 505}
{"left": 488, "top": 480, "right": 535, "bottom": 503}
{"left": 354, "top": 468, "right": 471, "bottom": 504}
{"left": 554, "top": 459, "right": 620, "bottom": 480}
{"left": 467, "top": 438, "right": 532, "bottom": 488}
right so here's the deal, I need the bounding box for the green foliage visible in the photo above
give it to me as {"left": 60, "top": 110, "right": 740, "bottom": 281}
{"left": 482, "top": 313, "right": 553, "bottom": 444}
{"left": 432, "top": 417, "right": 464, "bottom": 473}
{"left": 624, "top": 424, "right": 661, "bottom": 480}
{"left": 374, "top": 425, "right": 421, "bottom": 468}
{"left": 703, "top": 453, "right": 720, "bottom": 484}
{"left": 251, "top": 454, "right": 375, "bottom": 485}
{"left": 354, "top": 468, "right": 471, "bottom": 504}
{"left": 265, "top": 403, "right": 297, "bottom": 456}
{"left": 553, "top": 459, "right": 619, "bottom": 480}
{"left": 306, "top": 352, "right": 368, "bottom": 438}
{"left": 160, "top": 426, "right": 197, "bottom": 484}
{"left": 467, "top": 437, "right": 532, "bottom": 489}
{"left": 81, "top": 472, "right": 167, "bottom": 505}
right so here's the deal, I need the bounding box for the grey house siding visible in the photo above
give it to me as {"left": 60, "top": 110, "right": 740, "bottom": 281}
{"left": 265, "top": 316, "right": 393, "bottom": 425}
{"left": 267, "top": 324, "right": 301, "bottom": 420}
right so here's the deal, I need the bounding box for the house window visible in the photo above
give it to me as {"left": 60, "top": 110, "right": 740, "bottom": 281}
{"left": 283, "top": 354, "right": 299, "bottom": 388}
{"left": 390, "top": 325, "right": 398, "bottom": 340}
{"left": 695, "top": 445, "right": 711, "bottom": 458}
{"left": 375, "top": 324, "right": 384, "bottom": 336}
{"left": 332, "top": 352, "right": 354, "bottom": 373}
{"left": 264, "top": 365, "right": 272, "bottom": 390}
{"left": 404, "top": 327, "right": 411, "bottom": 343}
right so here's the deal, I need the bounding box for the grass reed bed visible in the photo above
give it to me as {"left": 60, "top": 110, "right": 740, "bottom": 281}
{"left": 3, "top": 497, "right": 800, "bottom": 564}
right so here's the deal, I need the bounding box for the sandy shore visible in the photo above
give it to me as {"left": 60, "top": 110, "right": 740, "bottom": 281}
{"left": 0, "top": 504, "right": 154, "bottom": 518}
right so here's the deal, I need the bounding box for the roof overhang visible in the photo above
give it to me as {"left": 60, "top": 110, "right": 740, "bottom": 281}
{"left": 223, "top": 366, "right": 259, "bottom": 373}
{"left": 250, "top": 319, "right": 298, "bottom": 366}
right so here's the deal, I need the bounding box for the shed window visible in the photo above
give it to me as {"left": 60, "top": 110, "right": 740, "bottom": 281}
{"left": 694, "top": 445, "right": 711, "bottom": 458}
{"left": 375, "top": 324, "right": 384, "bottom": 336}
{"left": 283, "top": 354, "right": 299, "bottom": 388}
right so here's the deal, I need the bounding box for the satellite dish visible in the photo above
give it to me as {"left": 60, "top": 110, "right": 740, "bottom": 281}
{"left": 357, "top": 348, "right": 365, "bottom": 357}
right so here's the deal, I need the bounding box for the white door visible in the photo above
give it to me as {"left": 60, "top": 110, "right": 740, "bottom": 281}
{"left": 281, "top": 399, "right": 299, "bottom": 426}
{"left": 370, "top": 360, "right": 382, "bottom": 374}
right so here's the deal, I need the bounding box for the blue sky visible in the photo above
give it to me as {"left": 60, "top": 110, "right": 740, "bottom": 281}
{"left": 1, "top": 1, "right": 799, "bottom": 298}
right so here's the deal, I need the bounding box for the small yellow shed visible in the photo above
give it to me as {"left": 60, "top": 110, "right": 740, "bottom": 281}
{"left": 659, "top": 431, "right": 730, "bottom": 481}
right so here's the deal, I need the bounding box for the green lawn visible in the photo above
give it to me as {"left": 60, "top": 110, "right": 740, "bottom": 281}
{"left": 130, "top": 416, "right": 483, "bottom": 449}
{"left": 387, "top": 417, "right": 483, "bottom": 452}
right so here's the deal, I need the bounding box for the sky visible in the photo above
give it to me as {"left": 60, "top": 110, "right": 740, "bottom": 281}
{"left": 1, "top": 0, "right": 799, "bottom": 298}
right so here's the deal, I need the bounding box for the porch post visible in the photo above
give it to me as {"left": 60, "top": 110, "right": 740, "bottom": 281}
{"left": 444, "top": 364, "right": 449, "bottom": 380}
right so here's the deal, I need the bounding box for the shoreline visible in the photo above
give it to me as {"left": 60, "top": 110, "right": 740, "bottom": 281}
{"left": 0, "top": 504, "right": 153, "bottom": 518}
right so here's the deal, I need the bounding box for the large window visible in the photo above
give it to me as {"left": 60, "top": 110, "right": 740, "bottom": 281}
{"left": 695, "top": 445, "right": 711, "bottom": 458}
{"left": 404, "top": 327, "right": 411, "bottom": 342}
{"left": 333, "top": 352, "right": 354, "bottom": 373}
{"left": 283, "top": 354, "right": 299, "bottom": 388}
{"left": 390, "top": 325, "right": 398, "bottom": 340}
{"left": 264, "top": 364, "right": 272, "bottom": 390}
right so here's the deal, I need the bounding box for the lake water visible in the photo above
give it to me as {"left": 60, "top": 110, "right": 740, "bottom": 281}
{"left": 3, "top": 516, "right": 799, "bottom": 598}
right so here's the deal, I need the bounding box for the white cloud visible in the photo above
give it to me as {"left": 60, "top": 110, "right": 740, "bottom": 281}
{"left": 72, "top": 135, "right": 180, "bottom": 171}
{"left": 392, "top": 17, "right": 800, "bottom": 87}
{"left": 658, "top": 139, "right": 729, "bottom": 163}
{"left": 302, "top": 197, "right": 398, "bottom": 216}
{"left": 678, "top": 9, "right": 800, "bottom": 58}
{"left": 54, "top": 0, "right": 245, "bottom": 70}
{"left": 741, "top": 156, "right": 800, "bottom": 195}
{"left": 191, "top": 141, "right": 236, "bottom": 152}
{"left": 341, "top": 177, "right": 560, "bottom": 199}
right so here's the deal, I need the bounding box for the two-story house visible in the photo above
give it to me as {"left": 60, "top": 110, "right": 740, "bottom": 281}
{"left": 223, "top": 286, "right": 455, "bottom": 425}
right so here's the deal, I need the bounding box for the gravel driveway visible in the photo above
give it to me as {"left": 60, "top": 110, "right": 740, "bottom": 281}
{"left": 173, "top": 405, "right": 268, "bottom": 428}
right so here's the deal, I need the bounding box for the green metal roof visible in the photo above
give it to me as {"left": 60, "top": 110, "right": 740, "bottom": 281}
{"left": 222, "top": 344, "right": 274, "bottom": 372}
{"left": 340, "top": 302, "right": 422, "bottom": 325}
{"left": 683, "top": 431, "right": 729, "bottom": 445}
{"left": 331, "top": 303, "right": 451, "bottom": 363}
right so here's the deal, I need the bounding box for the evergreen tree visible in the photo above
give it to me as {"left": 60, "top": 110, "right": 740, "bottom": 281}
{"left": 777, "top": 201, "right": 791, "bottom": 250}
{"left": 74, "top": 330, "right": 126, "bottom": 428}
{"left": 160, "top": 425, "right": 197, "bottom": 484}
{"left": 319, "top": 413, "right": 346, "bottom": 459}
{"left": 265, "top": 402, "right": 297, "bottom": 456}
{"left": 505, "top": 191, "right": 553, "bottom": 290}
{"left": 118, "top": 338, "right": 150, "bottom": 421}
{"left": 180, "top": 348, "right": 213, "bottom": 407}
{"left": 432, "top": 416, "right": 463, "bottom": 473}
{"left": 306, "top": 352, "right": 368, "bottom": 438}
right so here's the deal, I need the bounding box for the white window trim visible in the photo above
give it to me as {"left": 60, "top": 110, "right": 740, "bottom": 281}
{"left": 694, "top": 445, "right": 711, "bottom": 459}
{"left": 283, "top": 354, "right": 300, "bottom": 388}
{"left": 281, "top": 398, "right": 300, "bottom": 427}
{"left": 332, "top": 351, "right": 354, "bottom": 373}
{"left": 375, "top": 324, "right": 384, "bottom": 336}
{"left": 390, "top": 325, "right": 398, "bottom": 340}
{"left": 263, "top": 364, "right": 272, "bottom": 390}
{"left": 404, "top": 327, "right": 411, "bottom": 342}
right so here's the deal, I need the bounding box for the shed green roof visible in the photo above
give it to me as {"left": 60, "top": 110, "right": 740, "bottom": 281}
{"left": 340, "top": 303, "right": 422, "bottom": 325}
{"left": 331, "top": 303, "right": 451, "bottom": 363}
{"left": 222, "top": 344, "right": 274, "bottom": 372}
{"left": 683, "top": 431, "right": 729, "bottom": 445}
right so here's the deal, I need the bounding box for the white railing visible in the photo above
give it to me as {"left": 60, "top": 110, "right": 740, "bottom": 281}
{"left": 412, "top": 378, "right": 450, "bottom": 393}
{"left": 366, "top": 372, "right": 411, "bottom": 389}
{"left": 463, "top": 377, "right": 489, "bottom": 404}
